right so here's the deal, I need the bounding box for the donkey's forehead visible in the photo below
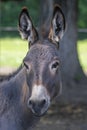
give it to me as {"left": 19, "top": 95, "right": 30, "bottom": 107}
{"left": 25, "top": 40, "right": 59, "bottom": 62}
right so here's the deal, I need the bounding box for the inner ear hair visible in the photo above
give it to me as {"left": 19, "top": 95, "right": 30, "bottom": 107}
{"left": 53, "top": 5, "right": 66, "bottom": 30}
{"left": 48, "top": 4, "right": 66, "bottom": 46}
{"left": 18, "top": 7, "right": 39, "bottom": 46}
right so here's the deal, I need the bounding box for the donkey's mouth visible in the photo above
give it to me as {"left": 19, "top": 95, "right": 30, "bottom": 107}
{"left": 31, "top": 107, "right": 49, "bottom": 117}
{"left": 34, "top": 111, "right": 47, "bottom": 117}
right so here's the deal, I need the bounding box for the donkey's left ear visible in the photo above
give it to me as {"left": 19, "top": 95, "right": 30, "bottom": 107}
{"left": 48, "top": 5, "right": 66, "bottom": 45}
{"left": 18, "top": 7, "right": 38, "bottom": 45}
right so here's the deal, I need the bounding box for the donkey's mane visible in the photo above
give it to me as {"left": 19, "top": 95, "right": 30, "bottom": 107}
{"left": 0, "top": 64, "right": 23, "bottom": 82}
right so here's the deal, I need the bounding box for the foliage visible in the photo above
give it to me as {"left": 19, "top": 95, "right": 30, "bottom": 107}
{"left": 0, "top": 0, "right": 40, "bottom": 27}
{"left": 0, "top": 0, "right": 87, "bottom": 28}
{"left": 78, "top": 0, "right": 87, "bottom": 28}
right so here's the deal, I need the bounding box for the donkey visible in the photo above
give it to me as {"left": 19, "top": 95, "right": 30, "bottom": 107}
{"left": 0, "top": 5, "right": 66, "bottom": 130}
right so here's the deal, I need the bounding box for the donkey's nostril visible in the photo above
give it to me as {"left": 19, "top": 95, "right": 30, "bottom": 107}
{"left": 28, "top": 99, "right": 46, "bottom": 108}
{"left": 40, "top": 99, "right": 46, "bottom": 108}
{"left": 29, "top": 100, "right": 32, "bottom": 105}
{"left": 28, "top": 99, "right": 33, "bottom": 107}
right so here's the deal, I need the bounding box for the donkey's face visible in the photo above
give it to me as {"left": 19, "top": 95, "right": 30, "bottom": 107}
{"left": 19, "top": 5, "right": 65, "bottom": 116}
{"left": 23, "top": 42, "right": 61, "bottom": 116}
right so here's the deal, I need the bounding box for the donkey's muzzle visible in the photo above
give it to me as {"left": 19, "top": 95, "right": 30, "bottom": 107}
{"left": 28, "top": 99, "right": 47, "bottom": 116}
{"left": 27, "top": 85, "right": 50, "bottom": 116}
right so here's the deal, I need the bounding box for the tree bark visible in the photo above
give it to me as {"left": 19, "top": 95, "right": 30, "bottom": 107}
{"left": 40, "top": 0, "right": 87, "bottom": 104}
{"left": 39, "top": 0, "right": 53, "bottom": 37}
{"left": 55, "top": 0, "right": 80, "bottom": 79}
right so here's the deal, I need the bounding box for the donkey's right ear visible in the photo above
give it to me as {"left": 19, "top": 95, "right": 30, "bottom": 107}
{"left": 18, "top": 7, "right": 38, "bottom": 45}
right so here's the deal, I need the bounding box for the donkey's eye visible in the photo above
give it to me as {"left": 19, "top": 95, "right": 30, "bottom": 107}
{"left": 50, "top": 60, "right": 59, "bottom": 73}
{"left": 52, "top": 61, "right": 59, "bottom": 69}
{"left": 24, "top": 62, "right": 29, "bottom": 69}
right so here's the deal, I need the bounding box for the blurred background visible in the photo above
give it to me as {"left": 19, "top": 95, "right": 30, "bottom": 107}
{"left": 0, "top": 0, "right": 87, "bottom": 70}
{"left": 0, "top": 0, "right": 87, "bottom": 130}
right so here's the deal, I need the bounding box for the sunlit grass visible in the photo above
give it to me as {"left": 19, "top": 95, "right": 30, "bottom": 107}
{"left": 0, "top": 37, "right": 28, "bottom": 67}
{"left": 77, "top": 39, "right": 87, "bottom": 71}
{"left": 0, "top": 37, "right": 87, "bottom": 72}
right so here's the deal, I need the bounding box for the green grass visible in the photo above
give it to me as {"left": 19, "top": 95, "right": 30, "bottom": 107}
{"left": 0, "top": 37, "right": 87, "bottom": 72}
{"left": 0, "top": 37, "right": 28, "bottom": 67}
{"left": 77, "top": 39, "right": 87, "bottom": 71}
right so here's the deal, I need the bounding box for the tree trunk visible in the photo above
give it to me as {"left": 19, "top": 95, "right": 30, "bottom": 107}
{"left": 39, "top": 0, "right": 53, "bottom": 37}
{"left": 55, "top": 0, "right": 82, "bottom": 80}
{"left": 40, "top": 0, "right": 87, "bottom": 104}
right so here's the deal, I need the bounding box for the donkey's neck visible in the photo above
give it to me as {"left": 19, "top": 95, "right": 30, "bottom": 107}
{"left": 0, "top": 68, "right": 40, "bottom": 130}
{"left": 0, "top": 67, "right": 27, "bottom": 114}
{"left": 1, "top": 67, "right": 29, "bottom": 107}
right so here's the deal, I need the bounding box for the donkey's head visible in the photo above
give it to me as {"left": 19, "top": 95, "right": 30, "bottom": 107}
{"left": 19, "top": 5, "right": 65, "bottom": 116}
